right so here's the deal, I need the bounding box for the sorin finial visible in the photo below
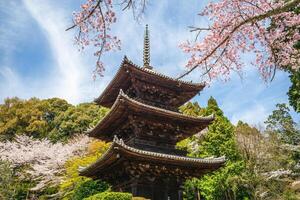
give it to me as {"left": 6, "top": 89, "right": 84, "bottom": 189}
{"left": 143, "top": 24, "right": 152, "bottom": 70}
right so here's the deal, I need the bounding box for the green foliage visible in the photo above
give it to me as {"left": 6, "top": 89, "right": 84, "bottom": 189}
{"left": 195, "top": 161, "right": 247, "bottom": 200}
{"left": 285, "top": 6, "right": 300, "bottom": 113}
{"left": 190, "top": 97, "right": 240, "bottom": 160}
{"left": 37, "top": 186, "right": 60, "bottom": 200}
{"left": 181, "top": 100, "right": 300, "bottom": 199}
{"left": 0, "top": 97, "right": 108, "bottom": 142}
{"left": 0, "top": 97, "right": 71, "bottom": 141}
{"left": 84, "top": 192, "right": 132, "bottom": 200}
{"left": 59, "top": 140, "right": 110, "bottom": 199}
{"left": 72, "top": 179, "right": 110, "bottom": 200}
{"left": 0, "top": 160, "right": 34, "bottom": 200}
{"left": 265, "top": 103, "right": 300, "bottom": 145}
{"left": 181, "top": 97, "right": 245, "bottom": 200}
{"left": 180, "top": 102, "right": 203, "bottom": 117}
{"left": 49, "top": 103, "right": 108, "bottom": 142}
{"left": 132, "top": 197, "right": 148, "bottom": 200}
{"left": 288, "top": 70, "right": 300, "bottom": 113}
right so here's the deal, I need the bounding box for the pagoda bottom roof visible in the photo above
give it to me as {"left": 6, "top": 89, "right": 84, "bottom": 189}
{"left": 79, "top": 137, "right": 225, "bottom": 182}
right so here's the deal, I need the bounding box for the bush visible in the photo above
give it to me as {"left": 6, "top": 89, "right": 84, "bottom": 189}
{"left": 0, "top": 161, "right": 35, "bottom": 200}
{"left": 59, "top": 140, "right": 110, "bottom": 199}
{"left": 72, "top": 179, "right": 110, "bottom": 200}
{"left": 84, "top": 192, "right": 132, "bottom": 200}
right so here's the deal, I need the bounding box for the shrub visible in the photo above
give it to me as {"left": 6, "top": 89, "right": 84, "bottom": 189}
{"left": 84, "top": 192, "right": 132, "bottom": 200}
{"left": 72, "top": 179, "right": 109, "bottom": 200}
{"left": 59, "top": 140, "right": 110, "bottom": 199}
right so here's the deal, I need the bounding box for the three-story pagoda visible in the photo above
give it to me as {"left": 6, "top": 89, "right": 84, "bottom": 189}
{"left": 80, "top": 25, "right": 225, "bottom": 200}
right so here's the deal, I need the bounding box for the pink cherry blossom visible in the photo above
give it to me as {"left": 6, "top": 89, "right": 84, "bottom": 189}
{"left": 69, "top": 0, "right": 299, "bottom": 81}
{"left": 68, "top": 0, "right": 121, "bottom": 79}
{"left": 0, "top": 135, "right": 90, "bottom": 190}
{"left": 179, "top": 0, "right": 300, "bottom": 81}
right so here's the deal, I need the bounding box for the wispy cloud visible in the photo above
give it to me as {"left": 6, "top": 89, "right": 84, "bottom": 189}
{"left": 231, "top": 104, "right": 268, "bottom": 126}
{"left": 0, "top": 67, "right": 23, "bottom": 99}
{"left": 0, "top": 0, "right": 111, "bottom": 104}
{"left": 22, "top": 0, "right": 90, "bottom": 103}
{"left": 0, "top": 1, "right": 30, "bottom": 61}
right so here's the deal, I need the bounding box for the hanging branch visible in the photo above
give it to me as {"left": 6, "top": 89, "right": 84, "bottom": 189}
{"left": 178, "top": 0, "right": 300, "bottom": 81}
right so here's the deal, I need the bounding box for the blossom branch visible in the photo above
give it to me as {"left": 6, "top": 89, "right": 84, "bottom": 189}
{"left": 179, "top": 0, "right": 300, "bottom": 81}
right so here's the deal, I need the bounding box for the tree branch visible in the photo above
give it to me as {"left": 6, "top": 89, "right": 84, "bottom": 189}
{"left": 177, "top": 0, "right": 300, "bottom": 79}
{"left": 65, "top": 0, "right": 102, "bottom": 31}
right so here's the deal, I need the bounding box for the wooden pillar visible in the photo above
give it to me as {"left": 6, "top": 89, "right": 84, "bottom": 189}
{"left": 165, "top": 181, "right": 169, "bottom": 200}
{"left": 178, "top": 188, "right": 183, "bottom": 200}
{"left": 131, "top": 182, "right": 138, "bottom": 196}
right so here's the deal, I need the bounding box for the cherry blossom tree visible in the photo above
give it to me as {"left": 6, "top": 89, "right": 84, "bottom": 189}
{"left": 0, "top": 135, "right": 90, "bottom": 191}
{"left": 179, "top": 0, "right": 300, "bottom": 81}
{"left": 68, "top": 0, "right": 299, "bottom": 82}
{"left": 67, "top": 0, "right": 147, "bottom": 79}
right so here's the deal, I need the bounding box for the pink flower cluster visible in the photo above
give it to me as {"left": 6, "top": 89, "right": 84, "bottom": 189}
{"left": 0, "top": 135, "right": 90, "bottom": 190}
{"left": 180, "top": 0, "right": 300, "bottom": 81}
{"left": 72, "top": 0, "right": 121, "bottom": 78}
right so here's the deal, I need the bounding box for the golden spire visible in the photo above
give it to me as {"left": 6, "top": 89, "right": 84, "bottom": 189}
{"left": 143, "top": 24, "right": 152, "bottom": 69}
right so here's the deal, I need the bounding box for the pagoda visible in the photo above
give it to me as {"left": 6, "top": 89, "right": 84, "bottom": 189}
{"left": 80, "top": 25, "right": 225, "bottom": 200}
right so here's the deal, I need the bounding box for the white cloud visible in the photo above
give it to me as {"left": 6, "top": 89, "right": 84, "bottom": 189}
{"left": 231, "top": 104, "right": 268, "bottom": 126}
{"left": 0, "top": 0, "right": 111, "bottom": 104}
{"left": 0, "top": 66, "right": 23, "bottom": 99}
{"left": 0, "top": 1, "right": 30, "bottom": 60}
{"left": 22, "top": 0, "right": 89, "bottom": 103}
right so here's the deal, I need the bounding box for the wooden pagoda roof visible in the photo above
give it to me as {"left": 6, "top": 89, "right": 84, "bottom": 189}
{"left": 88, "top": 90, "right": 214, "bottom": 141}
{"left": 95, "top": 56, "right": 205, "bottom": 108}
{"left": 79, "top": 136, "right": 226, "bottom": 178}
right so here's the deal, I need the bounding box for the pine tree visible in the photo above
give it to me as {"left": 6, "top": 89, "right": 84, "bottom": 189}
{"left": 181, "top": 97, "right": 246, "bottom": 200}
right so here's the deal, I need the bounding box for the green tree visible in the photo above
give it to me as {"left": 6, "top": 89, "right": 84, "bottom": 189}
{"left": 0, "top": 98, "right": 70, "bottom": 140}
{"left": 72, "top": 179, "right": 110, "bottom": 200}
{"left": 180, "top": 102, "right": 203, "bottom": 117}
{"left": 49, "top": 103, "right": 108, "bottom": 142}
{"left": 181, "top": 97, "right": 246, "bottom": 200}
{"left": 265, "top": 103, "right": 300, "bottom": 145}
{"left": 286, "top": 6, "right": 300, "bottom": 113}
{"left": 0, "top": 161, "right": 34, "bottom": 200}
{"left": 288, "top": 70, "right": 300, "bottom": 113}
{"left": 235, "top": 118, "right": 300, "bottom": 199}
{"left": 59, "top": 140, "right": 110, "bottom": 199}
{"left": 84, "top": 192, "right": 132, "bottom": 200}
{"left": 0, "top": 97, "right": 108, "bottom": 142}
{"left": 0, "top": 97, "right": 71, "bottom": 140}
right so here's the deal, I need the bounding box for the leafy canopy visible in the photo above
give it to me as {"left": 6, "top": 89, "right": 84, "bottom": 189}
{"left": 181, "top": 97, "right": 245, "bottom": 200}
{"left": 0, "top": 97, "right": 109, "bottom": 142}
{"left": 59, "top": 140, "right": 110, "bottom": 199}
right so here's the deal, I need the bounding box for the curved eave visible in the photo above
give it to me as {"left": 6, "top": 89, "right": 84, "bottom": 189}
{"left": 95, "top": 56, "right": 205, "bottom": 107}
{"left": 88, "top": 90, "right": 214, "bottom": 140}
{"left": 79, "top": 137, "right": 226, "bottom": 177}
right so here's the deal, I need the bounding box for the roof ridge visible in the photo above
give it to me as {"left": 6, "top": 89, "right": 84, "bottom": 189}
{"left": 123, "top": 57, "right": 205, "bottom": 87}
{"left": 88, "top": 89, "right": 214, "bottom": 137}
{"left": 94, "top": 56, "right": 128, "bottom": 103}
{"left": 79, "top": 136, "right": 226, "bottom": 174}
{"left": 112, "top": 136, "right": 226, "bottom": 163}
{"left": 118, "top": 90, "right": 214, "bottom": 121}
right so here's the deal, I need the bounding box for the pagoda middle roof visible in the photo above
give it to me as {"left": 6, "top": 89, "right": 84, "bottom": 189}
{"left": 88, "top": 90, "right": 214, "bottom": 141}
{"left": 95, "top": 56, "right": 205, "bottom": 107}
{"left": 79, "top": 136, "right": 226, "bottom": 178}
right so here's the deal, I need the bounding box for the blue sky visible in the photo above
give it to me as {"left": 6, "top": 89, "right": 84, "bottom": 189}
{"left": 0, "top": 0, "right": 299, "bottom": 126}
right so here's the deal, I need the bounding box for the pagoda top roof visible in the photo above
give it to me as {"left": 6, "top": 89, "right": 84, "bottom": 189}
{"left": 79, "top": 136, "right": 226, "bottom": 178}
{"left": 88, "top": 90, "right": 214, "bottom": 141}
{"left": 95, "top": 56, "right": 205, "bottom": 107}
